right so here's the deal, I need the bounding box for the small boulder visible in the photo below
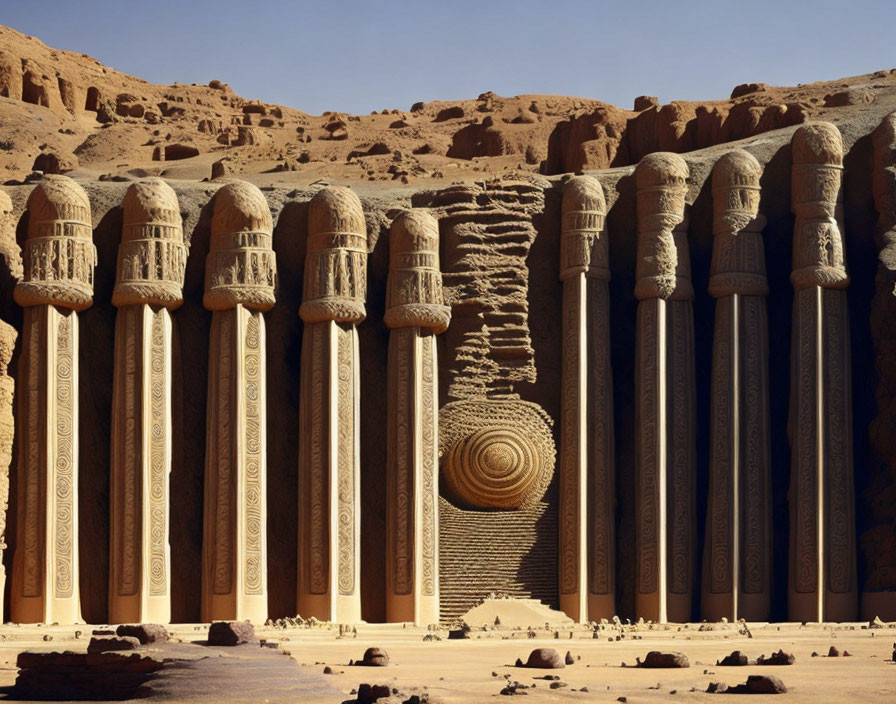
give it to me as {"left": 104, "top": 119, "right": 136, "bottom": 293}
{"left": 736, "top": 675, "right": 787, "bottom": 694}
{"left": 115, "top": 624, "right": 168, "bottom": 644}
{"left": 828, "top": 645, "right": 840, "bottom": 657}
{"left": 211, "top": 158, "right": 233, "bottom": 179}
{"left": 87, "top": 636, "right": 140, "bottom": 654}
{"left": 756, "top": 649, "right": 795, "bottom": 665}
{"left": 523, "top": 648, "right": 564, "bottom": 669}
{"left": 356, "top": 683, "right": 391, "bottom": 703}
{"left": 207, "top": 620, "right": 255, "bottom": 646}
{"left": 360, "top": 647, "right": 389, "bottom": 666}
{"left": 564, "top": 650, "right": 574, "bottom": 665}
{"left": 638, "top": 651, "right": 690, "bottom": 668}
{"left": 717, "top": 650, "right": 748, "bottom": 666}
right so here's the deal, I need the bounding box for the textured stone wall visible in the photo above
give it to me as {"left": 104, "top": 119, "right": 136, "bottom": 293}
{"left": 0, "top": 112, "right": 891, "bottom": 622}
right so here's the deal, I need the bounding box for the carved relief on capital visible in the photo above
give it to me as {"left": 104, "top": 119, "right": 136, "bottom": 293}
{"left": 113, "top": 179, "right": 187, "bottom": 308}
{"left": 300, "top": 186, "right": 368, "bottom": 324}
{"left": 634, "top": 153, "right": 691, "bottom": 301}
{"left": 204, "top": 181, "right": 277, "bottom": 312}
{"left": 709, "top": 150, "right": 768, "bottom": 298}
{"left": 384, "top": 209, "right": 450, "bottom": 333}
{"left": 560, "top": 175, "right": 609, "bottom": 281}
{"left": 15, "top": 175, "right": 96, "bottom": 311}
{"left": 791, "top": 123, "right": 849, "bottom": 290}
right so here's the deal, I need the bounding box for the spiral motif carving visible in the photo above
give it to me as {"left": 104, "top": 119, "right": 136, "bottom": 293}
{"left": 442, "top": 427, "right": 539, "bottom": 509}
{"left": 439, "top": 399, "right": 555, "bottom": 511}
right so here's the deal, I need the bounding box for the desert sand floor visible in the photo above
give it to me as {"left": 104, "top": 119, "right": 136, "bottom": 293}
{"left": 0, "top": 620, "right": 893, "bottom": 702}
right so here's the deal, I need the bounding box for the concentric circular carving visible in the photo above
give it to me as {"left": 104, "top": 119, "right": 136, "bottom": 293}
{"left": 439, "top": 399, "right": 555, "bottom": 510}
{"left": 443, "top": 426, "right": 540, "bottom": 509}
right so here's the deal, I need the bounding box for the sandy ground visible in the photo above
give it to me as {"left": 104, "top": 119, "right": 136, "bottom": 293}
{"left": 0, "top": 620, "right": 893, "bottom": 702}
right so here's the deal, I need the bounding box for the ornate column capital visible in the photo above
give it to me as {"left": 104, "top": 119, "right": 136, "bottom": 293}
{"left": 634, "top": 153, "right": 690, "bottom": 301}
{"left": 560, "top": 175, "right": 609, "bottom": 282}
{"left": 204, "top": 180, "right": 277, "bottom": 311}
{"left": 790, "top": 122, "right": 849, "bottom": 290}
{"left": 113, "top": 178, "right": 186, "bottom": 309}
{"left": 709, "top": 150, "right": 768, "bottom": 297}
{"left": 384, "top": 209, "right": 450, "bottom": 333}
{"left": 15, "top": 175, "right": 96, "bottom": 311}
{"left": 300, "top": 186, "right": 367, "bottom": 324}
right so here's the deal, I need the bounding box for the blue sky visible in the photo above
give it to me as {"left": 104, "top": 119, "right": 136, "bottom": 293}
{"left": 2, "top": 0, "right": 894, "bottom": 115}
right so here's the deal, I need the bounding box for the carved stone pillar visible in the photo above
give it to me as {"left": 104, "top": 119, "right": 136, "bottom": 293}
{"left": 702, "top": 150, "right": 772, "bottom": 621}
{"left": 558, "top": 176, "right": 615, "bottom": 622}
{"left": 201, "top": 181, "right": 276, "bottom": 623}
{"left": 788, "top": 122, "right": 856, "bottom": 622}
{"left": 384, "top": 210, "right": 450, "bottom": 625}
{"left": 634, "top": 153, "right": 696, "bottom": 623}
{"left": 0, "top": 320, "right": 14, "bottom": 626}
{"left": 108, "top": 179, "right": 186, "bottom": 624}
{"left": 298, "top": 186, "right": 366, "bottom": 623}
{"left": 11, "top": 175, "right": 96, "bottom": 624}
{"left": 0, "top": 190, "right": 16, "bottom": 625}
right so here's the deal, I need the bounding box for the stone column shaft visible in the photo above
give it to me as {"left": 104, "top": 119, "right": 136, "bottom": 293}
{"left": 703, "top": 150, "right": 772, "bottom": 622}
{"left": 202, "top": 305, "right": 268, "bottom": 622}
{"left": 109, "top": 178, "right": 185, "bottom": 624}
{"left": 109, "top": 305, "right": 173, "bottom": 623}
{"left": 384, "top": 210, "right": 448, "bottom": 625}
{"left": 201, "top": 180, "right": 276, "bottom": 623}
{"left": 788, "top": 123, "right": 856, "bottom": 622}
{"left": 13, "top": 305, "right": 80, "bottom": 623}
{"left": 298, "top": 186, "right": 366, "bottom": 623}
{"left": 634, "top": 153, "right": 696, "bottom": 623}
{"left": 0, "top": 194, "right": 16, "bottom": 626}
{"left": 11, "top": 175, "right": 94, "bottom": 624}
{"left": 386, "top": 328, "right": 439, "bottom": 624}
{"left": 299, "top": 319, "right": 361, "bottom": 622}
{"left": 558, "top": 176, "right": 614, "bottom": 622}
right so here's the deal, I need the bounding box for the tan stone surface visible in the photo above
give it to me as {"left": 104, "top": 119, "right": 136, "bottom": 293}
{"left": 0, "top": 620, "right": 894, "bottom": 702}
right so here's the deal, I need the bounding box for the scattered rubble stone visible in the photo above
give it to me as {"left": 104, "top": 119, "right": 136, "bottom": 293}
{"left": 522, "top": 648, "right": 564, "bottom": 669}
{"left": 638, "top": 651, "right": 690, "bottom": 668}
{"left": 207, "top": 620, "right": 256, "bottom": 646}
{"left": 116, "top": 623, "right": 169, "bottom": 644}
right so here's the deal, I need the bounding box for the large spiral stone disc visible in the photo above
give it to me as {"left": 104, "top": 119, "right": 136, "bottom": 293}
{"left": 439, "top": 399, "right": 555, "bottom": 510}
